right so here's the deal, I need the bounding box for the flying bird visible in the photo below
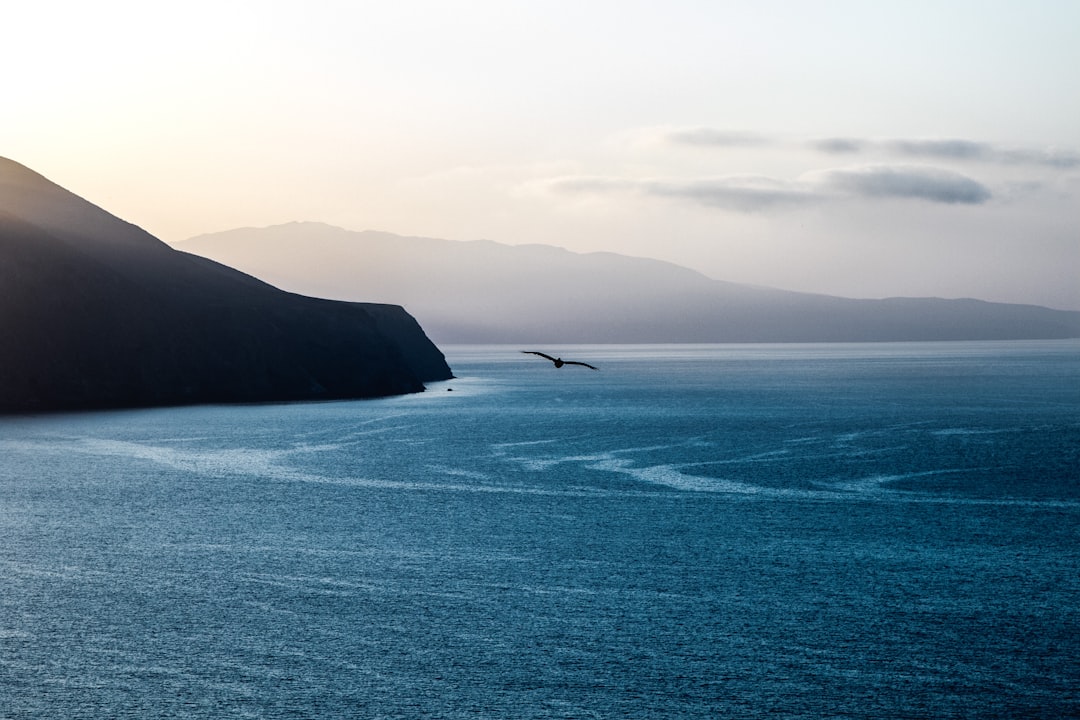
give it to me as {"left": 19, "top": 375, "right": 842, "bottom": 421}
{"left": 522, "top": 351, "right": 598, "bottom": 370}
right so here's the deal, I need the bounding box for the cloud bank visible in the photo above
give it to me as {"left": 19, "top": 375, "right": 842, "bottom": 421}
{"left": 546, "top": 165, "right": 991, "bottom": 212}
{"left": 809, "top": 165, "right": 992, "bottom": 204}
{"left": 814, "top": 137, "right": 1080, "bottom": 168}
{"left": 656, "top": 126, "right": 1079, "bottom": 168}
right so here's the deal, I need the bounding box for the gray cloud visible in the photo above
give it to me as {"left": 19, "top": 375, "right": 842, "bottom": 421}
{"left": 988, "top": 147, "right": 1080, "bottom": 168}
{"left": 656, "top": 126, "right": 1080, "bottom": 168}
{"left": 663, "top": 127, "right": 772, "bottom": 147}
{"left": 547, "top": 175, "right": 811, "bottom": 212}
{"left": 548, "top": 164, "right": 992, "bottom": 210}
{"left": 886, "top": 138, "right": 991, "bottom": 160}
{"left": 812, "top": 137, "right": 866, "bottom": 154}
{"left": 643, "top": 177, "right": 813, "bottom": 211}
{"left": 812, "top": 165, "right": 992, "bottom": 204}
{"left": 814, "top": 136, "right": 1080, "bottom": 168}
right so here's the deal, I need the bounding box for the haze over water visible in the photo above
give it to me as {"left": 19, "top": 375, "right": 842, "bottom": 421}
{"left": 2, "top": 342, "right": 1078, "bottom": 718}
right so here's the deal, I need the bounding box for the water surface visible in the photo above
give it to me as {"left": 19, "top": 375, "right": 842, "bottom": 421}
{"left": 2, "top": 342, "right": 1078, "bottom": 718}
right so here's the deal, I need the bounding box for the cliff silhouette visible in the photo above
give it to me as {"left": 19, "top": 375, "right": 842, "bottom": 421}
{"left": 0, "top": 158, "right": 451, "bottom": 413}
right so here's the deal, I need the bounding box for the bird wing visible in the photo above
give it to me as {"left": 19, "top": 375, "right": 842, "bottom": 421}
{"left": 563, "top": 361, "right": 599, "bottom": 370}
{"left": 522, "top": 351, "right": 557, "bottom": 362}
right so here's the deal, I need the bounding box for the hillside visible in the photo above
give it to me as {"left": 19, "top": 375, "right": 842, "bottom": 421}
{"left": 0, "top": 159, "right": 451, "bottom": 413}
{"left": 180, "top": 222, "right": 1080, "bottom": 344}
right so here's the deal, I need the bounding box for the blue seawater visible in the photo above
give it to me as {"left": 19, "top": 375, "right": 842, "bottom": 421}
{"left": 1, "top": 341, "right": 1078, "bottom": 718}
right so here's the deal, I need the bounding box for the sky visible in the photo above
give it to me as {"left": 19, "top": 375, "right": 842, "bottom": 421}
{"left": 4, "top": 0, "right": 1079, "bottom": 309}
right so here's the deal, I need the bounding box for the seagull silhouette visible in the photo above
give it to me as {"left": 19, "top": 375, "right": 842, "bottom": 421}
{"left": 522, "top": 351, "right": 598, "bottom": 370}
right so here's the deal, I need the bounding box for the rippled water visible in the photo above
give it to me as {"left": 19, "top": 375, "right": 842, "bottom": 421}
{"left": 2, "top": 342, "right": 1078, "bottom": 718}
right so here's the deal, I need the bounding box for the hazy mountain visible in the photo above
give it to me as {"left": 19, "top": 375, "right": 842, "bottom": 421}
{"left": 0, "top": 159, "right": 451, "bottom": 413}
{"left": 179, "top": 222, "right": 1080, "bottom": 344}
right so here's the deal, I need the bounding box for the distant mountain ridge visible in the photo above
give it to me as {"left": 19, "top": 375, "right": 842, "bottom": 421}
{"left": 179, "top": 222, "right": 1080, "bottom": 344}
{"left": 0, "top": 159, "right": 451, "bottom": 413}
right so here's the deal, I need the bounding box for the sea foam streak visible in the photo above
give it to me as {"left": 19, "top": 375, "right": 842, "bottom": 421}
{"left": 4, "top": 430, "right": 1076, "bottom": 507}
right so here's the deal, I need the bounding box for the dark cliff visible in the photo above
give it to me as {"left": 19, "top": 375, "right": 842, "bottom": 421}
{"left": 0, "top": 158, "right": 452, "bottom": 413}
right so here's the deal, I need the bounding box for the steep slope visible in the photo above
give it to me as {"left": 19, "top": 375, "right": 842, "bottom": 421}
{"left": 179, "top": 222, "right": 1080, "bottom": 344}
{"left": 0, "top": 159, "right": 451, "bottom": 413}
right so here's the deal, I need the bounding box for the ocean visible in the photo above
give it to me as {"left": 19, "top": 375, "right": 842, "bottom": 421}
{"left": 2, "top": 341, "right": 1078, "bottom": 718}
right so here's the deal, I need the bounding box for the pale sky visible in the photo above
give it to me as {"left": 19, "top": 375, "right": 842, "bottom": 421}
{"left": 5, "top": 0, "right": 1079, "bottom": 308}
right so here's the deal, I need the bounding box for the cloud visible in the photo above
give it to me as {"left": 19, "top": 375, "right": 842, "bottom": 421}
{"left": 663, "top": 127, "right": 772, "bottom": 148}
{"left": 813, "top": 136, "right": 1080, "bottom": 168}
{"left": 885, "top": 138, "right": 992, "bottom": 160}
{"left": 546, "top": 175, "right": 811, "bottom": 212}
{"left": 615, "top": 126, "right": 771, "bottom": 151}
{"left": 642, "top": 177, "right": 812, "bottom": 211}
{"left": 888, "top": 140, "right": 1080, "bottom": 168}
{"left": 645, "top": 126, "right": 1079, "bottom": 168}
{"left": 811, "top": 137, "right": 866, "bottom": 154}
{"left": 546, "top": 164, "right": 992, "bottom": 211}
{"left": 809, "top": 165, "right": 992, "bottom": 204}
